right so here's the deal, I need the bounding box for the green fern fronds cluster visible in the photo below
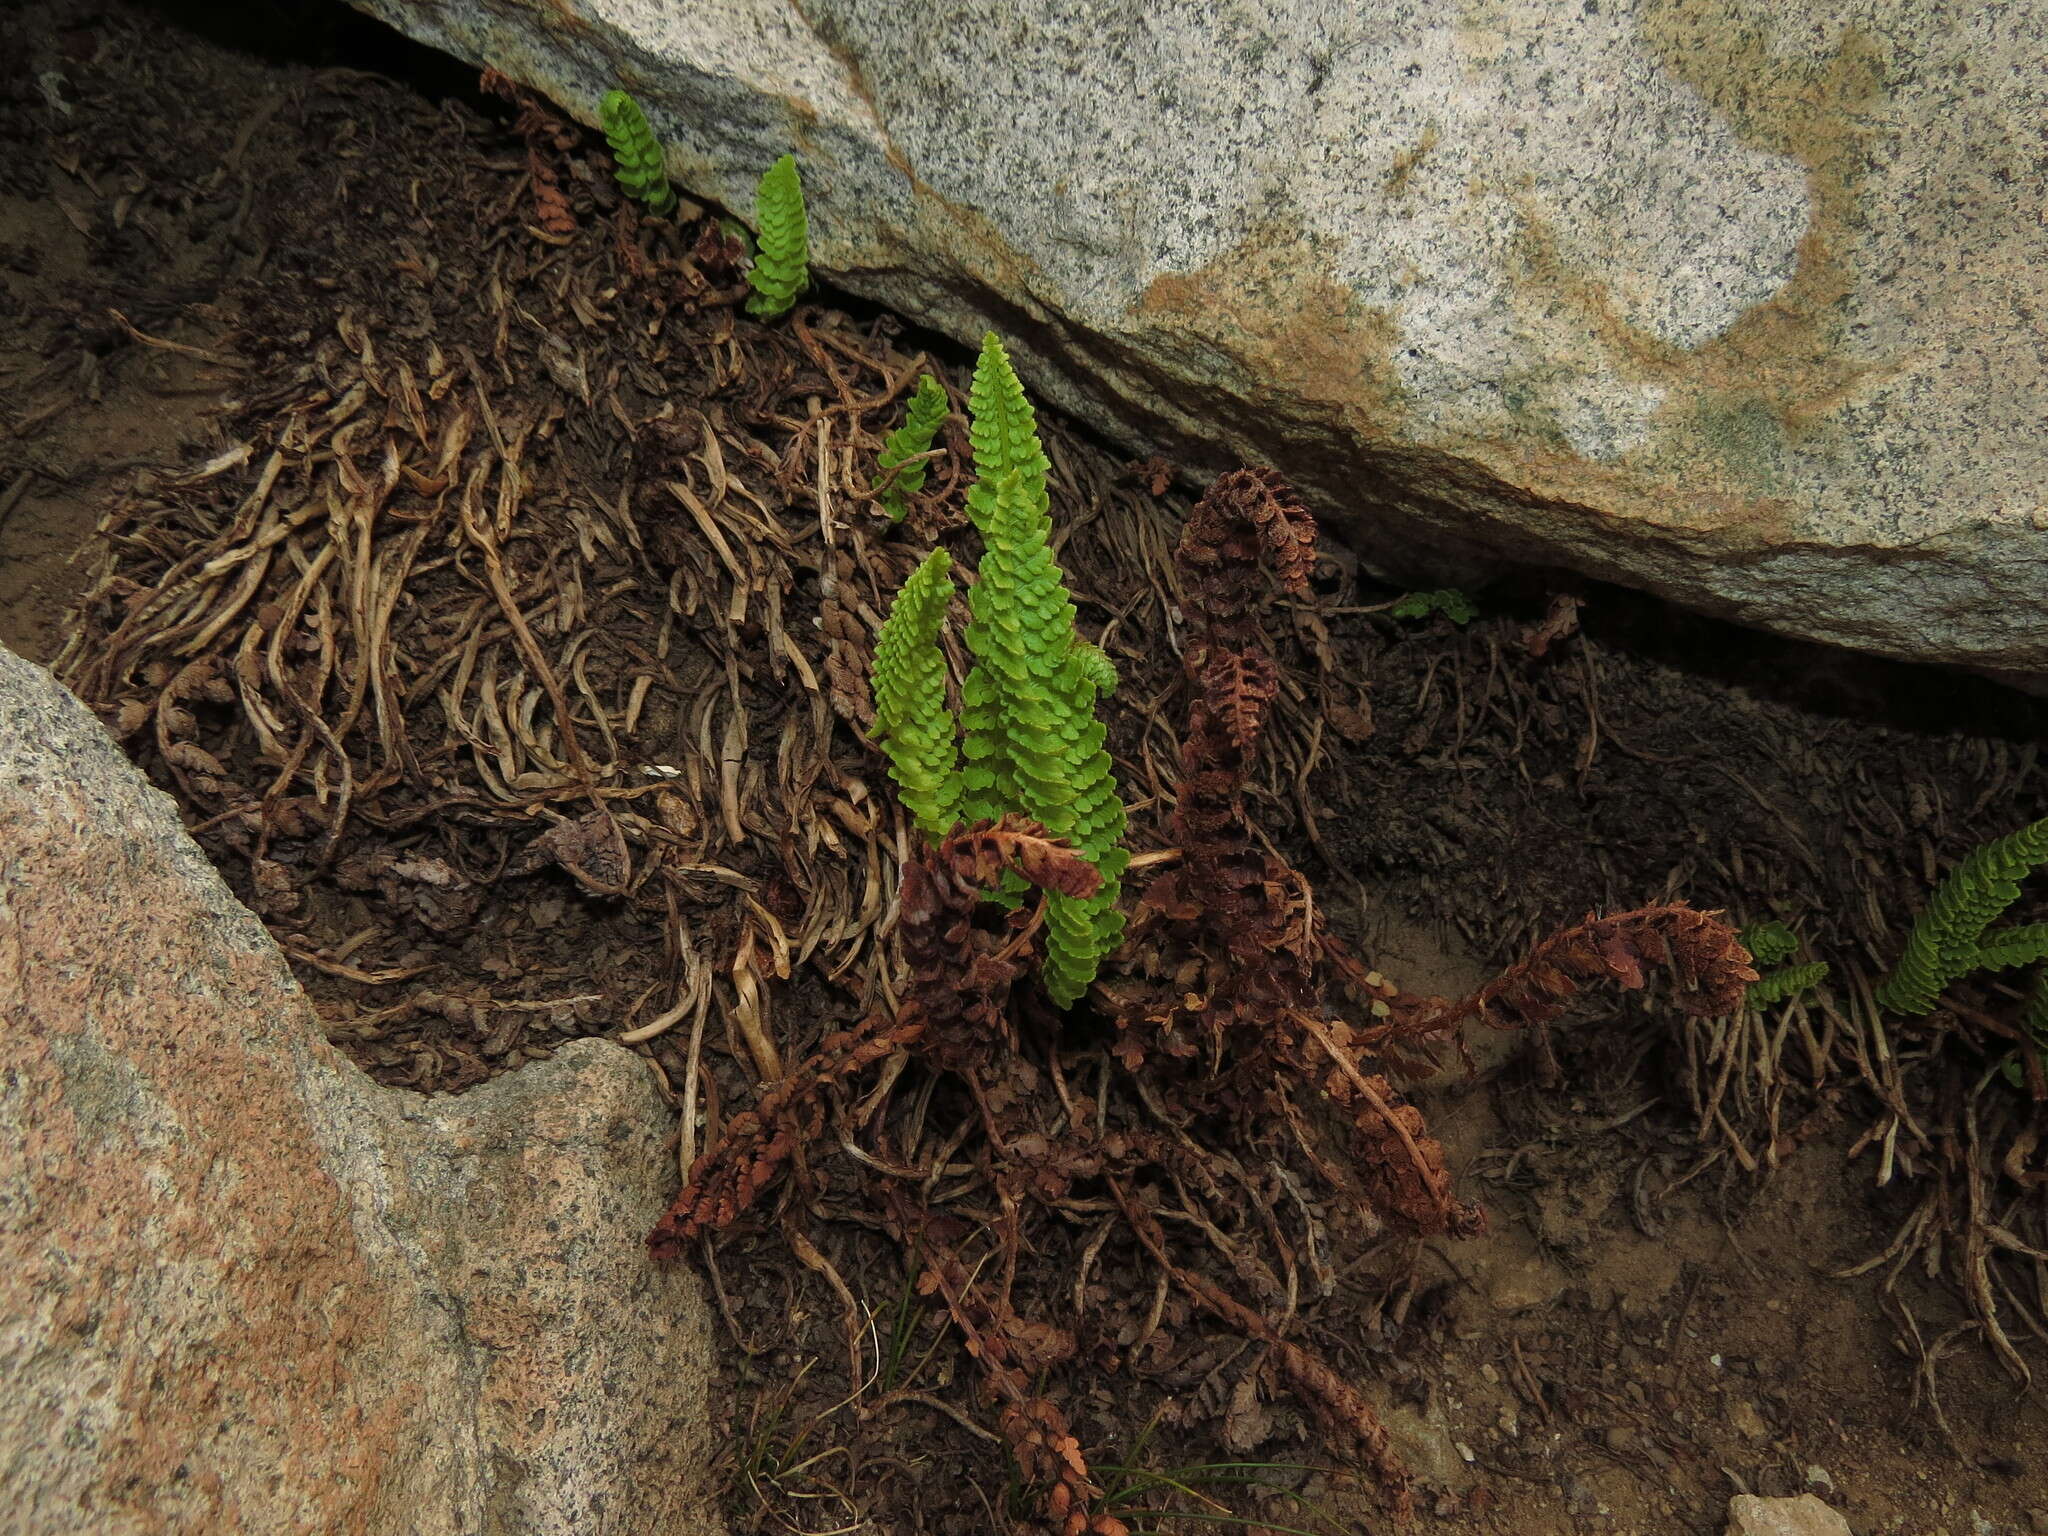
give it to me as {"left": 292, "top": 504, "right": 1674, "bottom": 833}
{"left": 1733, "top": 920, "right": 1829, "bottom": 1007}
{"left": 1391, "top": 588, "right": 1477, "bottom": 625}
{"left": 874, "top": 376, "right": 949, "bottom": 522}
{"left": 869, "top": 333, "right": 1126, "bottom": 1008}
{"left": 1876, "top": 816, "right": 2048, "bottom": 1015}
{"left": 599, "top": 90, "right": 676, "bottom": 216}
{"left": 746, "top": 154, "right": 809, "bottom": 318}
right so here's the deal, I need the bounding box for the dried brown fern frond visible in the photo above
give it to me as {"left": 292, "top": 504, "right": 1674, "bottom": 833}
{"left": 1400, "top": 902, "right": 1759, "bottom": 1037}
{"left": 892, "top": 1196, "right": 1126, "bottom": 1536}
{"left": 647, "top": 817, "right": 1094, "bottom": 1255}
{"left": 646, "top": 1009, "right": 919, "bottom": 1258}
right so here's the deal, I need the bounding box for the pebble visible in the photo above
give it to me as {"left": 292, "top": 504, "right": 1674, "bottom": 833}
{"left": 1728, "top": 1398, "right": 1770, "bottom": 1441}
{"left": 1725, "top": 1494, "right": 1853, "bottom": 1536}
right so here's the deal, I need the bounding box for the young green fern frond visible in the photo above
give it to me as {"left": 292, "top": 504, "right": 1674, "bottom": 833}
{"left": 874, "top": 375, "right": 949, "bottom": 522}
{"left": 746, "top": 154, "right": 810, "bottom": 318}
{"left": 1070, "top": 640, "right": 1118, "bottom": 698}
{"left": 871, "top": 549, "right": 961, "bottom": 842}
{"left": 958, "top": 333, "right": 1053, "bottom": 827}
{"left": 1876, "top": 816, "right": 2048, "bottom": 1014}
{"left": 966, "top": 333, "right": 1051, "bottom": 519}
{"left": 599, "top": 90, "right": 676, "bottom": 215}
{"left": 1737, "top": 921, "right": 1799, "bottom": 968}
{"left": 1747, "top": 961, "right": 1829, "bottom": 1008}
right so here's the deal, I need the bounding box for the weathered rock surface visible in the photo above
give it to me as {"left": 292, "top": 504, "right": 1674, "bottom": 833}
{"left": 352, "top": 0, "right": 2048, "bottom": 676}
{"left": 0, "top": 642, "right": 720, "bottom": 1535}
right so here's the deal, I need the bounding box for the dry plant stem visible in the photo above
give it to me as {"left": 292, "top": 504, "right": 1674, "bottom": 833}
{"left": 1108, "top": 1178, "right": 1414, "bottom": 1518}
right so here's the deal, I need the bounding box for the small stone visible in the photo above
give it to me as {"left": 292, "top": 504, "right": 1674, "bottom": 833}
{"left": 1729, "top": 1398, "right": 1770, "bottom": 1440}
{"left": 1725, "top": 1493, "right": 1854, "bottom": 1536}
{"left": 1604, "top": 1425, "right": 1636, "bottom": 1452}
{"left": 2026, "top": 1509, "right": 2048, "bottom": 1535}
{"left": 1485, "top": 1255, "right": 1565, "bottom": 1314}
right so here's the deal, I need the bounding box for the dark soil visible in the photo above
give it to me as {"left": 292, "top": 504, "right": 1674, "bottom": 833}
{"left": 5, "top": 3, "right": 2047, "bottom": 1533}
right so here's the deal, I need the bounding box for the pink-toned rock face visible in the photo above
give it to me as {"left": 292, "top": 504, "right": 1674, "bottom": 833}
{"left": 0, "top": 643, "right": 721, "bottom": 1536}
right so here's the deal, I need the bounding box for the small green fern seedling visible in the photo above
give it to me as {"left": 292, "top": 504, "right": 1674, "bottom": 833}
{"left": 873, "top": 375, "right": 949, "bottom": 522}
{"left": 1735, "top": 920, "right": 1829, "bottom": 1007}
{"left": 1876, "top": 816, "right": 2048, "bottom": 1015}
{"left": 869, "top": 333, "right": 1127, "bottom": 1008}
{"left": 745, "top": 154, "right": 809, "bottom": 318}
{"left": 599, "top": 90, "right": 676, "bottom": 216}
{"left": 1391, "top": 588, "right": 1477, "bottom": 625}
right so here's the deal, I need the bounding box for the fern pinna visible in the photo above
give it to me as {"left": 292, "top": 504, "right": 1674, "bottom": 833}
{"left": 1876, "top": 816, "right": 2048, "bottom": 1015}
{"left": 874, "top": 375, "right": 949, "bottom": 522}
{"left": 598, "top": 90, "right": 675, "bottom": 216}
{"left": 869, "top": 333, "right": 1126, "bottom": 1008}
{"left": 745, "top": 154, "right": 809, "bottom": 318}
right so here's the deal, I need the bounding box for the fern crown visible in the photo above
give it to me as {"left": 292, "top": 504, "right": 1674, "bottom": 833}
{"left": 868, "top": 333, "right": 1127, "bottom": 1007}
{"left": 746, "top": 154, "right": 810, "bottom": 318}
{"left": 599, "top": 90, "right": 676, "bottom": 216}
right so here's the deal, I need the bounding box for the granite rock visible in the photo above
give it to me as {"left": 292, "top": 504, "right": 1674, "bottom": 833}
{"left": 352, "top": 0, "right": 2048, "bottom": 675}
{"left": 0, "top": 642, "right": 720, "bottom": 1535}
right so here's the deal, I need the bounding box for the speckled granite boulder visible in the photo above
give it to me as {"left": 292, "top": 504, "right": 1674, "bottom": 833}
{"left": 353, "top": 0, "right": 2047, "bottom": 676}
{"left": 0, "top": 643, "right": 720, "bottom": 1536}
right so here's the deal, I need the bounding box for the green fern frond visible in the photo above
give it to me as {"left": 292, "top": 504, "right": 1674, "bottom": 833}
{"left": 966, "top": 332, "right": 1051, "bottom": 520}
{"left": 745, "top": 153, "right": 809, "bottom": 319}
{"left": 1390, "top": 588, "right": 1477, "bottom": 625}
{"left": 599, "top": 90, "right": 676, "bottom": 216}
{"left": 871, "top": 549, "right": 961, "bottom": 841}
{"left": 964, "top": 468, "right": 1125, "bottom": 1005}
{"left": 1737, "top": 920, "right": 1800, "bottom": 968}
{"left": 1070, "top": 640, "right": 1119, "bottom": 698}
{"left": 1748, "top": 962, "right": 1829, "bottom": 1008}
{"left": 1876, "top": 816, "right": 2048, "bottom": 1015}
{"left": 1972, "top": 923, "right": 2048, "bottom": 973}
{"left": 958, "top": 333, "right": 1054, "bottom": 828}
{"left": 875, "top": 375, "right": 949, "bottom": 522}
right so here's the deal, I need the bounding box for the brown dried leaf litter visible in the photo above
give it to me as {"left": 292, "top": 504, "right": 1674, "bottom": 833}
{"left": 45, "top": 61, "right": 2048, "bottom": 1533}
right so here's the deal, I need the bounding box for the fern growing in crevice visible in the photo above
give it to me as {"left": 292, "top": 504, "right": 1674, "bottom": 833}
{"left": 599, "top": 90, "right": 675, "bottom": 215}
{"left": 874, "top": 375, "right": 949, "bottom": 522}
{"left": 868, "top": 333, "right": 1126, "bottom": 1008}
{"left": 745, "top": 153, "right": 809, "bottom": 318}
{"left": 1876, "top": 816, "right": 2048, "bottom": 1015}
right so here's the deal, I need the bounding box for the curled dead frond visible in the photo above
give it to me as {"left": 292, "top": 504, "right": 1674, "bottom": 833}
{"left": 1403, "top": 902, "right": 1759, "bottom": 1035}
